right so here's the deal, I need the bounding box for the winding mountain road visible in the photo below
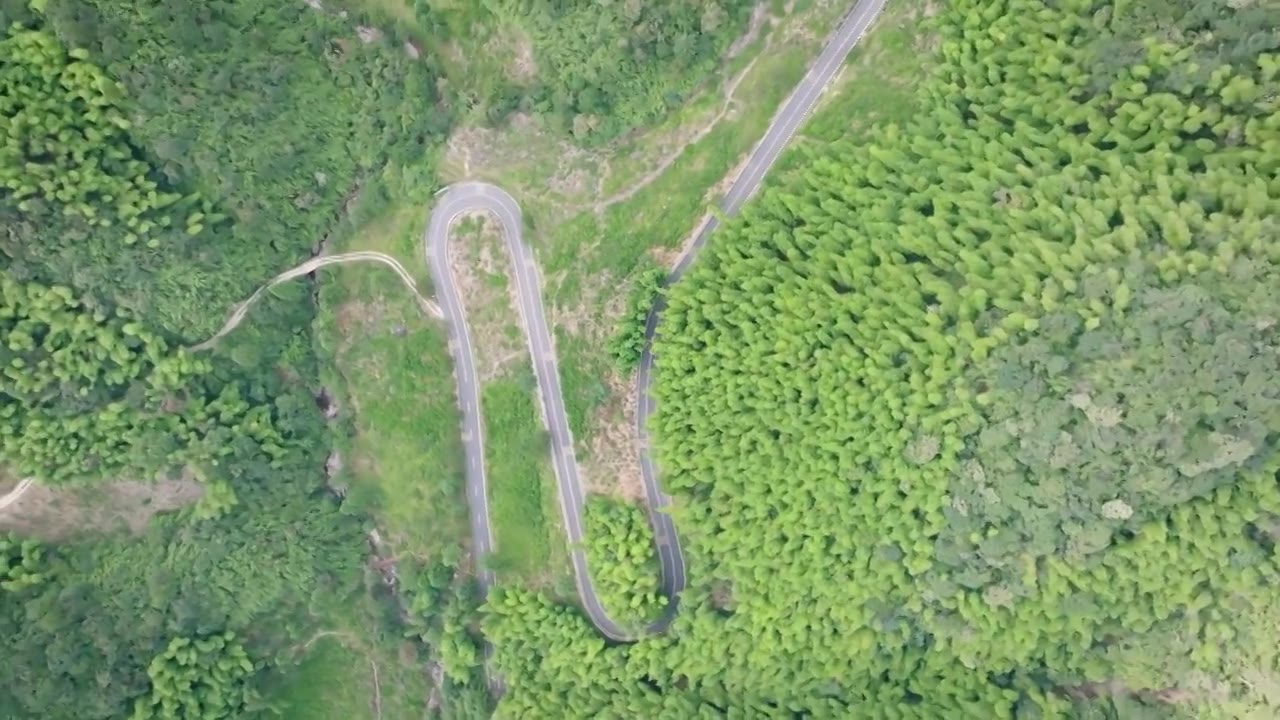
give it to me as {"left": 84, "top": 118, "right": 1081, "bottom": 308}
{"left": 427, "top": 184, "right": 637, "bottom": 639}
{"left": 426, "top": 0, "right": 887, "bottom": 641}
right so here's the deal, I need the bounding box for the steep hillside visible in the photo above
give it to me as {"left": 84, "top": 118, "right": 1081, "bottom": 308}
{"left": 485, "top": 0, "right": 1280, "bottom": 716}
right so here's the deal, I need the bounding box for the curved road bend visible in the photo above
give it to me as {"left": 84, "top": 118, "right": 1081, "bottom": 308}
{"left": 427, "top": 183, "right": 636, "bottom": 641}
{"left": 426, "top": 0, "right": 888, "bottom": 642}
{"left": 635, "top": 0, "right": 887, "bottom": 618}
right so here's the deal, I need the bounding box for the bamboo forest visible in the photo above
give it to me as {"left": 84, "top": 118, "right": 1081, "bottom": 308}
{"left": 2, "top": 0, "right": 1278, "bottom": 717}
{"left": 486, "top": 0, "right": 1280, "bottom": 717}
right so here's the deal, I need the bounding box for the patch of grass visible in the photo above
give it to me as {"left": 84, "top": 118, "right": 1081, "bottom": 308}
{"left": 315, "top": 207, "right": 467, "bottom": 562}
{"left": 786, "top": 0, "right": 933, "bottom": 164}
{"left": 261, "top": 577, "right": 434, "bottom": 720}
{"left": 555, "top": 330, "right": 611, "bottom": 442}
{"left": 266, "top": 637, "right": 378, "bottom": 719}
{"left": 482, "top": 372, "right": 557, "bottom": 580}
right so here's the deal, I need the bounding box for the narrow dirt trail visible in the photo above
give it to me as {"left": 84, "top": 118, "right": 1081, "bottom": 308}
{"left": 0, "top": 478, "right": 34, "bottom": 513}
{"left": 580, "top": 56, "right": 760, "bottom": 215}
{"left": 191, "top": 252, "right": 442, "bottom": 352}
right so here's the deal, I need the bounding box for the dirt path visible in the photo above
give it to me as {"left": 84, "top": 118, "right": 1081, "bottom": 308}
{"left": 582, "top": 57, "right": 760, "bottom": 215}
{"left": 191, "top": 252, "right": 442, "bottom": 352}
{"left": 0, "top": 478, "right": 34, "bottom": 513}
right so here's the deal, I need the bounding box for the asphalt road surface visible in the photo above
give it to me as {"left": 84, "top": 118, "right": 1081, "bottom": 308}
{"left": 425, "top": 0, "right": 887, "bottom": 642}
{"left": 426, "top": 182, "right": 637, "bottom": 640}
{"left": 637, "top": 0, "right": 888, "bottom": 623}
{"left": 0, "top": 478, "right": 34, "bottom": 513}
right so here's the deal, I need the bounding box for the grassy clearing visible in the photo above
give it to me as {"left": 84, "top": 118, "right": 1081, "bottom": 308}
{"left": 481, "top": 373, "right": 558, "bottom": 580}
{"left": 261, "top": 577, "right": 434, "bottom": 720}
{"left": 592, "top": 45, "right": 810, "bottom": 277}
{"left": 788, "top": 0, "right": 933, "bottom": 160}
{"left": 555, "top": 330, "right": 610, "bottom": 440}
{"left": 266, "top": 638, "right": 380, "bottom": 720}
{"left": 314, "top": 206, "right": 467, "bottom": 563}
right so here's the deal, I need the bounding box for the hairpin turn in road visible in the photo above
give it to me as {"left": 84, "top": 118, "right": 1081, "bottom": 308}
{"left": 424, "top": 0, "right": 887, "bottom": 640}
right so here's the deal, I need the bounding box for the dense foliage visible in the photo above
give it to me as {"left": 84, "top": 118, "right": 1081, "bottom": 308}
{"left": 0, "top": 26, "right": 194, "bottom": 246}
{"left": 0, "top": 436, "right": 366, "bottom": 718}
{"left": 130, "top": 633, "right": 257, "bottom": 720}
{"left": 0, "top": 533, "right": 44, "bottom": 593}
{"left": 1, "top": 0, "right": 448, "bottom": 338}
{"left": 0, "top": 285, "right": 365, "bottom": 719}
{"left": 582, "top": 497, "right": 663, "bottom": 631}
{"left": 501, "top": 0, "right": 755, "bottom": 140}
{"left": 403, "top": 559, "right": 487, "bottom": 694}
{"left": 412, "top": 0, "right": 754, "bottom": 140}
{"left": 0, "top": 275, "right": 300, "bottom": 486}
{"left": 0, "top": 1, "right": 439, "bottom": 717}
{"left": 484, "top": 0, "right": 1280, "bottom": 716}
{"left": 606, "top": 266, "right": 664, "bottom": 369}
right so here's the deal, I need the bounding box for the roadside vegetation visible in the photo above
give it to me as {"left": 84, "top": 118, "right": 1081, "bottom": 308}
{"left": 0, "top": 0, "right": 460, "bottom": 717}
{"left": 314, "top": 208, "right": 468, "bottom": 563}
{"left": 581, "top": 498, "right": 664, "bottom": 633}
{"left": 481, "top": 375, "right": 558, "bottom": 580}
{"left": 605, "top": 266, "right": 665, "bottom": 370}
{"left": 348, "top": 0, "right": 757, "bottom": 140}
{"left": 786, "top": 0, "right": 930, "bottom": 166}
{"left": 485, "top": 0, "right": 1280, "bottom": 717}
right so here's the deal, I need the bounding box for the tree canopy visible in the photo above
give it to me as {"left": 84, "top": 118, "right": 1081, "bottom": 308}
{"left": 482, "top": 0, "right": 1280, "bottom": 716}
{"left": 0, "top": 2, "right": 440, "bottom": 717}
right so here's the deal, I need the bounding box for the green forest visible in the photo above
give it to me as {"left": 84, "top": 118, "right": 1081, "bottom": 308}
{"left": 405, "top": 0, "right": 756, "bottom": 139}
{"left": 1, "top": 0, "right": 759, "bottom": 714}
{"left": 581, "top": 497, "right": 665, "bottom": 632}
{"left": 4, "top": 0, "right": 1280, "bottom": 717}
{"left": 495, "top": 0, "right": 756, "bottom": 139}
{"left": 0, "top": 0, "right": 462, "bottom": 717}
{"left": 482, "top": 0, "right": 1280, "bottom": 717}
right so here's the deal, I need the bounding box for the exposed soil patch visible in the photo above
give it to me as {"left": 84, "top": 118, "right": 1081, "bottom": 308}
{"left": 0, "top": 476, "right": 204, "bottom": 540}
{"left": 505, "top": 27, "right": 538, "bottom": 84}
{"left": 447, "top": 213, "right": 528, "bottom": 382}
{"left": 580, "top": 370, "right": 644, "bottom": 501}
